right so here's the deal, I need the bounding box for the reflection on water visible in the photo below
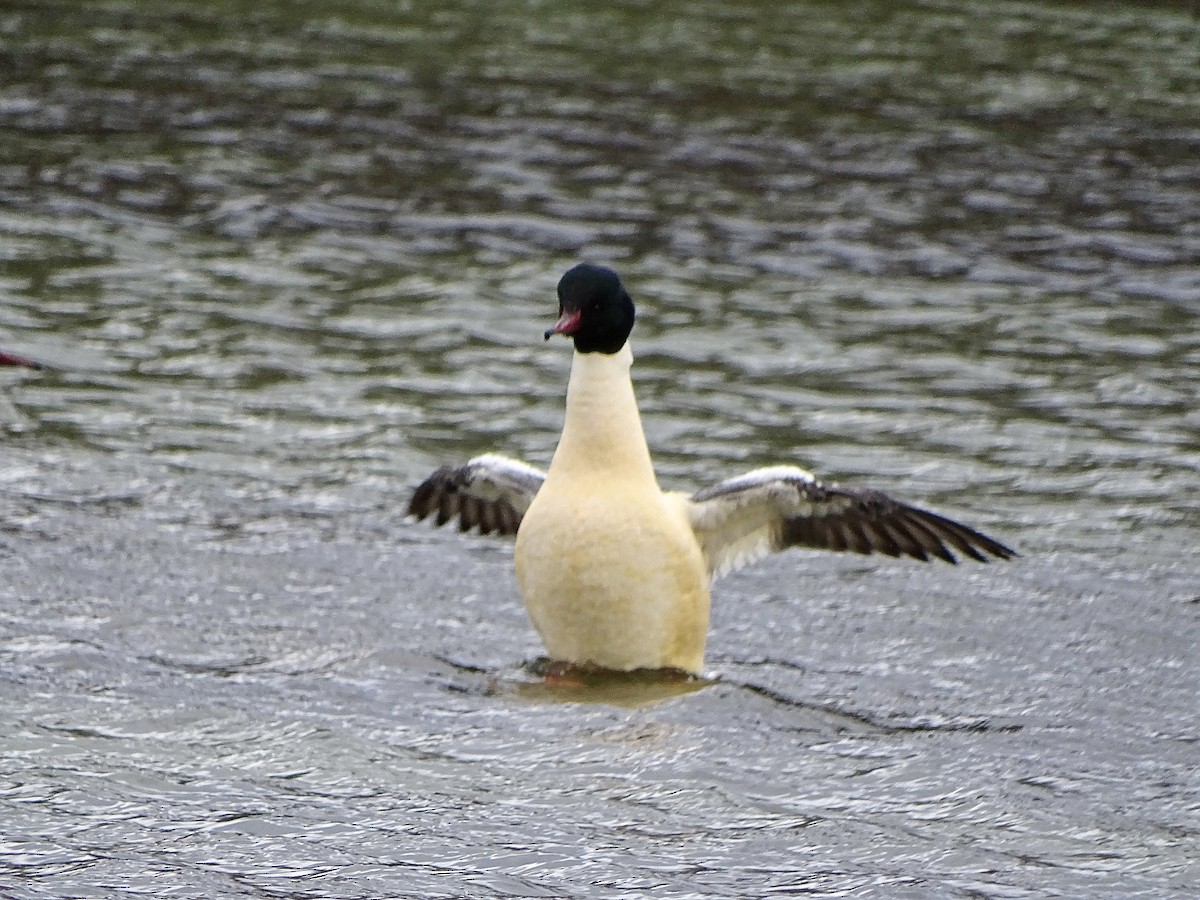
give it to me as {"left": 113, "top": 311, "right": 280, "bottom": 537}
{"left": 503, "top": 659, "right": 715, "bottom": 708}
{"left": 2, "top": 0, "right": 1198, "bottom": 897}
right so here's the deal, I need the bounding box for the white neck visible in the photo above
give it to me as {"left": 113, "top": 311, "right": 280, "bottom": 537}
{"left": 546, "top": 342, "right": 657, "bottom": 485}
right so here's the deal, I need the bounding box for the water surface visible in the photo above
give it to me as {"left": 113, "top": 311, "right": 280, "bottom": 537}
{"left": 2, "top": 1, "right": 1198, "bottom": 897}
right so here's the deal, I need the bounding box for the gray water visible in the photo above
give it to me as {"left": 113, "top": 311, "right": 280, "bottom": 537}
{"left": 2, "top": 0, "right": 1198, "bottom": 897}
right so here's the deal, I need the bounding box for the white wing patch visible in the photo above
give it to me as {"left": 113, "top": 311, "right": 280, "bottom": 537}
{"left": 457, "top": 454, "right": 545, "bottom": 511}
{"left": 687, "top": 466, "right": 823, "bottom": 579}
{"left": 408, "top": 453, "right": 546, "bottom": 536}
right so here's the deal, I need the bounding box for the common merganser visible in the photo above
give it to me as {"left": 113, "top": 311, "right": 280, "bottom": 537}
{"left": 409, "top": 264, "right": 1014, "bottom": 674}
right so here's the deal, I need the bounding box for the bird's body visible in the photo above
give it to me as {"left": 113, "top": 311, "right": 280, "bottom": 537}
{"left": 515, "top": 344, "right": 709, "bottom": 672}
{"left": 409, "top": 264, "right": 1014, "bottom": 675}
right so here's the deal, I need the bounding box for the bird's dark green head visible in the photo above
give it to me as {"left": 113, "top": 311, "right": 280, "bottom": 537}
{"left": 544, "top": 263, "right": 636, "bottom": 354}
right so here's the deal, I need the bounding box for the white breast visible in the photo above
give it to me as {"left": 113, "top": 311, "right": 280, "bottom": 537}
{"left": 514, "top": 345, "right": 711, "bottom": 673}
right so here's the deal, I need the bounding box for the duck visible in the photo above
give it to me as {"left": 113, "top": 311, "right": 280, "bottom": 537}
{"left": 408, "top": 263, "right": 1014, "bottom": 675}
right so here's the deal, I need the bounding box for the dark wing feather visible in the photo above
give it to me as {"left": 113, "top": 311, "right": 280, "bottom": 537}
{"left": 780, "top": 485, "right": 1014, "bottom": 563}
{"left": 687, "top": 465, "right": 1015, "bottom": 578}
{"left": 408, "top": 454, "right": 545, "bottom": 537}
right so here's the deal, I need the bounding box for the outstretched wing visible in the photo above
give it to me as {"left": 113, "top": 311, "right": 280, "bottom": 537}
{"left": 408, "top": 453, "right": 545, "bottom": 537}
{"left": 686, "top": 465, "right": 1015, "bottom": 579}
